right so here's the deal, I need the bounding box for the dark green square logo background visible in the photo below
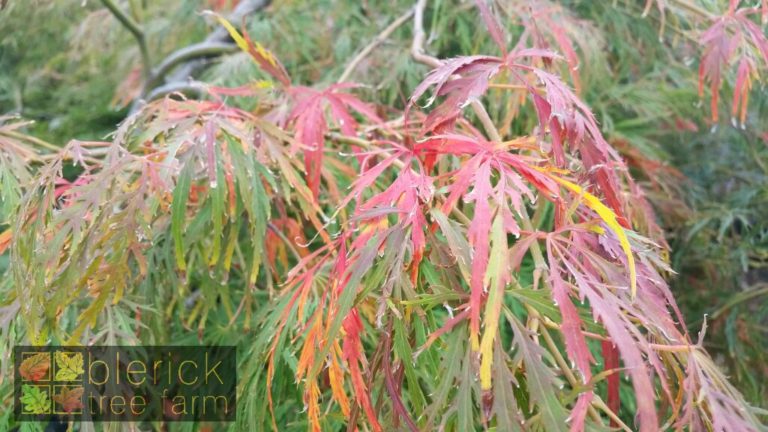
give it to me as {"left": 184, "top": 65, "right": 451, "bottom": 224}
{"left": 14, "top": 346, "right": 237, "bottom": 422}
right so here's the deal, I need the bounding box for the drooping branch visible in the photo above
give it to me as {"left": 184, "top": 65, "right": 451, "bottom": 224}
{"left": 100, "top": 0, "right": 151, "bottom": 81}
{"left": 147, "top": 41, "right": 239, "bottom": 90}
{"left": 150, "top": 0, "right": 270, "bottom": 87}
{"left": 411, "top": 0, "right": 442, "bottom": 69}
{"left": 142, "top": 81, "right": 205, "bottom": 104}
{"left": 130, "top": 0, "right": 271, "bottom": 112}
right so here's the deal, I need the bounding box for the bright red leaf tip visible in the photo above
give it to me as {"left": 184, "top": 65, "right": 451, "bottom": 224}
{"left": 288, "top": 84, "right": 381, "bottom": 199}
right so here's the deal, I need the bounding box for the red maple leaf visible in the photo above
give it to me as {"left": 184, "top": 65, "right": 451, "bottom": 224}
{"left": 19, "top": 353, "right": 50, "bottom": 382}
{"left": 288, "top": 84, "right": 381, "bottom": 199}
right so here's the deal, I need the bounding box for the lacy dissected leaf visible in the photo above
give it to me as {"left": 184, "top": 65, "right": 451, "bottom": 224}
{"left": 474, "top": 0, "right": 507, "bottom": 56}
{"left": 528, "top": 69, "right": 631, "bottom": 225}
{"left": 0, "top": 116, "right": 48, "bottom": 225}
{"left": 21, "top": 384, "right": 50, "bottom": 414}
{"left": 547, "top": 230, "right": 667, "bottom": 432}
{"left": 410, "top": 128, "right": 668, "bottom": 430}
{"left": 478, "top": 214, "right": 508, "bottom": 389}
{"left": 10, "top": 99, "right": 325, "bottom": 342}
{"left": 270, "top": 225, "right": 391, "bottom": 431}
{"left": 679, "top": 350, "right": 763, "bottom": 432}
{"left": 342, "top": 309, "right": 381, "bottom": 432}
{"left": 490, "top": 338, "right": 525, "bottom": 431}
{"left": 54, "top": 351, "right": 83, "bottom": 381}
{"left": 544, "top": 171, "right": 637, "bottom": 297}
{"left": 409, "top": 47, "right": 634, "bottom": 235}
{"left": 508, "top": 315, "right": 568, "bottom": 432}
{"left": 501, "top": 0, "right": 597, "bottom": 93}
{"left": 212, "top": 13, "right": 291, "bottom": 86}
{"left": 699, "top": 6, "right": 768, "bottom": 125}
{"left": 546, "top": 242, "right": 593, "bottom": 380}
{"left": 288, "top": 84, "right": 381, "bottom": 199}
{"left": 409, "top": 55, "right": 502, "bottom": 132}
{"left": 416, "top": 134, "right": 554, "bottom": 347}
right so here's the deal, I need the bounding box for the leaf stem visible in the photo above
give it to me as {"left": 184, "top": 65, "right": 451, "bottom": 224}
{"left": 488, "top": 83, "right": 527, "bottom": 91}
{"left": 539, "top": 325, "right": 603, "bottom": 424}
{"left": 469, "top": 101, "right": 502, "bottom": 142}
{"left": 267, "top": 222, "right": 302, "bottom": 262}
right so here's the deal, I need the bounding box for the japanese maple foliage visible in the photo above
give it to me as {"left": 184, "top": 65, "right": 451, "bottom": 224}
{"left": 699, "top": 2, "right": 768, "bottom": 126}
{"left": 252, "top": 2, "right": 761, "bottom": 431}
{"left": 5, "top": 1, "right": 767, "bottom": 432}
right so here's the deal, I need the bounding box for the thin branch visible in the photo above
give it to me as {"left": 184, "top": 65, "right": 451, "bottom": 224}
{"left": 143, "top": 81, "right": 205, "bottom": 103}
{"left": 469, "top": 101, "right": 501, "bottom": 142}
{"left": 148, "top": 41, "right": 239, "bottom": 89}
{"left": 591, "top": 398, "right": 634, "bottom": 432}
{"left": 130, "top": 0, "right": 270, "bottom": 113}
{"left": 411, "top": 0, "right": 442, "bottom": 69}
{"left": 101, "top": 0, "right": 151, "bottom": 80}
{"left": 327, "top": 132, "right": 405, "bottom": 170}
{"left": 338, "top": 7, "right": 415, "bottom": 83}
{"left": 267, "top": 222, "right": 302, "bottom": 262}
{"left": 1, "top": 129, "right": 59, "bottom": 152}
{"left": 539, "top": 325, "right": 603, "bottom": 425}
{"left": 410, "top": 0, "right": 501, "bottom": 143}
{"left": 668, "top": 0, "right": 716, "bottom": 20}
{"left": 710, "top": 284, "right": 768, "bottom": 320}
{"left": 649, "top": 343, "right": 696, "bottom": 353}
{"left": 488, "top": 83, "right": 527, "bottom": 90}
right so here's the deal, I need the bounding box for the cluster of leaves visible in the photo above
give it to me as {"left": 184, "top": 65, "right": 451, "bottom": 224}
{"left": 2, "top": 0, "right": 768, "bottom": 431}
{"left": 571, "top": 0, "right": 768, "bottom": 405}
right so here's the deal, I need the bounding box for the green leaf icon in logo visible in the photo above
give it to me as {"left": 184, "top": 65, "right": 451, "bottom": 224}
{"left": 54, "top": 351, "right": 84, "bottom": 381}
{"left": 21, "top": 384, "right": 50, "bottom": 414}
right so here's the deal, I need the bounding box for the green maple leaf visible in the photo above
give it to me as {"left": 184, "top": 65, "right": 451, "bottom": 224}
{"left": 21, "top": 384, "right": 50, "bottom": 414}
{"left": 54, "top": 351, "right": 83, "bottom": 381}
